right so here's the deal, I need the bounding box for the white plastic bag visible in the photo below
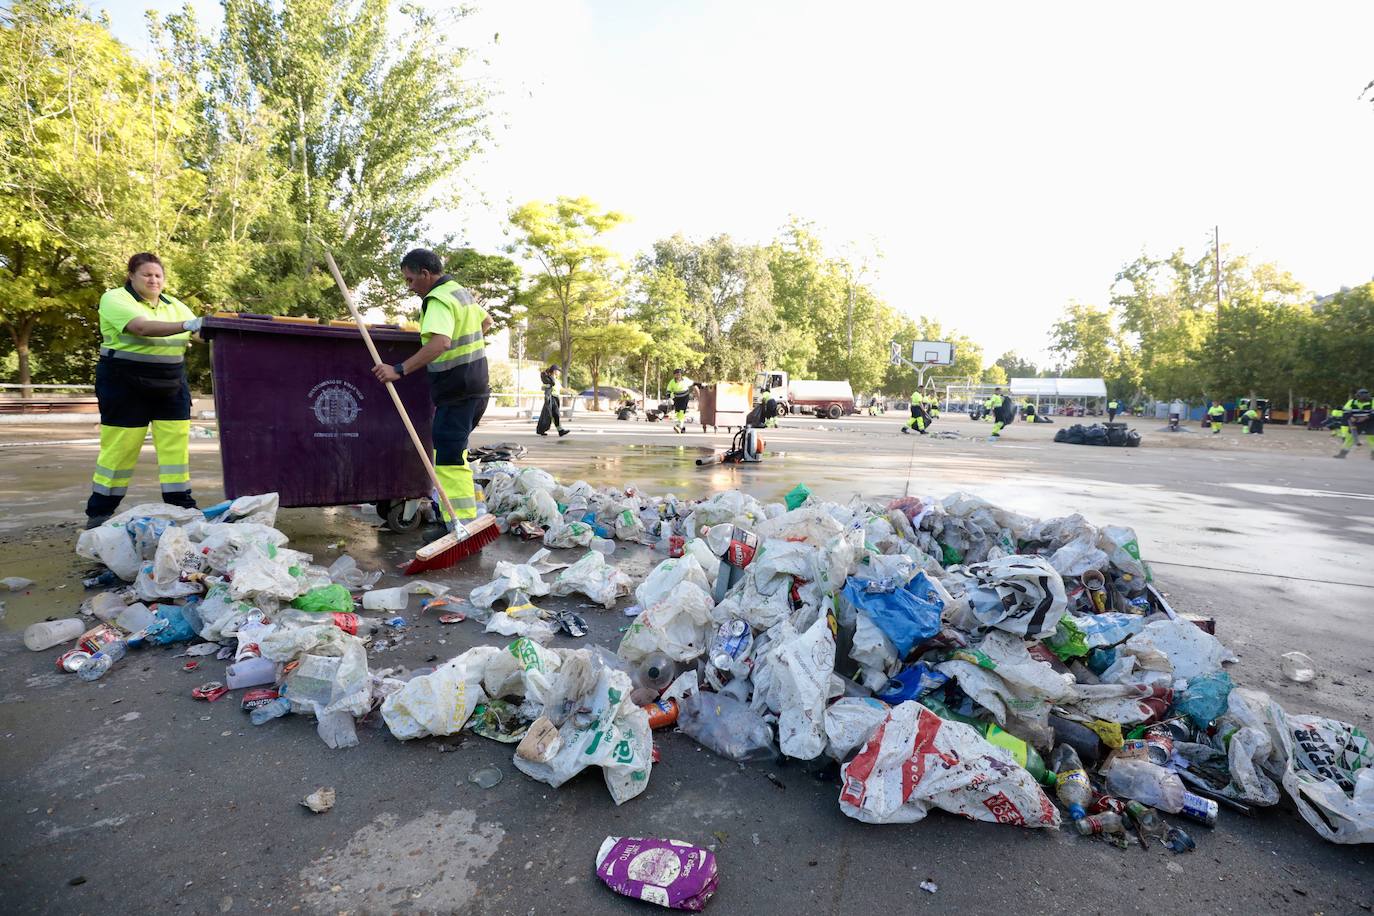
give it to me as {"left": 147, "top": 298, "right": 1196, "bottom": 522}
{"left": 484, "top": 603, "right": 558, "bottom": 642}
{"left": 753, "top": 507, "right": 844, "bottom": 545}
{"left": 950, "top": 555, "right": 1066, "bottom": 639}
{"left": 543, "top": 520, "right": 596, "bottom": 549}
{"left": 849, "top": 612, "right": 899, "bottom": 690}
{"left": 75, "top": 525, "right": 142, "bottom": 581}
{"left": 512, "top": 664, "right": 653, "bottom": 805}
{"left": 1124, "top": 619, "right": 1236, "bottom": 681}
{"left": 514, "top": 467, "right": 558, "bottom": 494}
{"left": 1271, "top": 704, "right": 1374, "bottom": 844}
{"left": 469, "top": 561, "right": 550, "bottom": 610}
{"left": 224, "top": 492, "right": 280, "bottom": 527}
{"left": 228, "top": 543, "right": 305, "bottom": 602}
{"left": 149, "top": 526, "right": 202, "bottom": 595}
{"left": 618, "top": 581, "right": 716, "bottom": 664}
{"left": 260, "top": 624, "right": 372, "bottom": 734}
{"left": 191, "top": 522, "right": 290, "bottom": 573}
{"left": 381, "top": 646, "right": 501, "bottom": 739}
{"left": 551, "top": 551, "right": 632, "bottom": 608}
{"left": 838, "top": 701, "right": 1059, "bottom": 827}
{"left": 634, "top": 555, "right": 711, "bottom": 610}
{"left": 1098, "top": 524, "right": 1149, "bottom": 580}
{"left": 824, "top": 697, "right": 892, "bottom": 761}
{"left": 936, "top": 630, "right": 1076, "bottom": 747}
{"left": 768, "top": 615, "right": 836, "bottom": 760}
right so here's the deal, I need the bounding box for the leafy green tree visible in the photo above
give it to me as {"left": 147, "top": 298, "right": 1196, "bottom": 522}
{"left": 577, "top": 322, "right": 651, "bottom": 409}
{"left": 631, "top": 265, "right": 703, "bottom": 398}
{"left": 639, "top": 234, "right": 782, "bottom": 381}
{"left": 995, "top": 351, "right": 1040, "bottom": 379}
{"left": 441, "top": 247, "right": 522, "bottom": 329}
{"left": 1048, "top": 303, "right": 1140, "bottom": 399}
{"left": 981, "top": 364, "right": 1008, "bottom": 386}
{"left": 0, "top": 0, "right": 201, "bottom": 390}
{"left": 214, "top": 0, "right": 489, "bottom": 315}
{"left": 508, "top": 196, "right": 627, "bottom": 380}
{"left": 1297, "top": 283, "right": 1374, "bottom": 404}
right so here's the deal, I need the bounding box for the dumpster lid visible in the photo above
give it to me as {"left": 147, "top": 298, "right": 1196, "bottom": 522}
{"left": 201, "top": 313, "right": 420, "bottom": 343}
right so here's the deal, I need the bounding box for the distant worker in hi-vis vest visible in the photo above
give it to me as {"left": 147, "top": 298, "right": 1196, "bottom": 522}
{"left": 86, "top": 253, "right": 203, "bottom": 528}
{"left": 1207, "top": 402, "right": 1226, "bottom": 434}
{"left": 371, "top": 249, "right": 491, "bottom": 538}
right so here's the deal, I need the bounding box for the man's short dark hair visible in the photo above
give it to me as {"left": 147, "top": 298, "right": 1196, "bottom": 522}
{"left": 400, "top": 248, "right": 444, "bottom": 274}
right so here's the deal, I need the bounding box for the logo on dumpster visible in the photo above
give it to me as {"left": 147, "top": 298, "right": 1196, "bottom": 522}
{"left": 309, "top": 380, "right": 362, "bottom": 436}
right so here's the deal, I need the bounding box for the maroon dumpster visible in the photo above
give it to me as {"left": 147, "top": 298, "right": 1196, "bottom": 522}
{"left": 201, "top": 315, "right": 434, "bottom": 527}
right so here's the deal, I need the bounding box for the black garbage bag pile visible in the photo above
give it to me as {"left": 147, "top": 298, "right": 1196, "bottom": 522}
{"left": 1056, "top": 423, "right": 1141, "bottom": 448}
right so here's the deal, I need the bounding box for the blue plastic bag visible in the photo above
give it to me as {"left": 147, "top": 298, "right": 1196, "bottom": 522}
{"left": 1174, "top": 671, "right": 1234, "bottom": 729}
{"left": 875, "top": 662, "right": 949, "bottom": 704}
{"left": 841, "top": 571, "right": 943, "bottom": 656}
{"left": 146, "top": 602, "right": 197, "bottom": 645}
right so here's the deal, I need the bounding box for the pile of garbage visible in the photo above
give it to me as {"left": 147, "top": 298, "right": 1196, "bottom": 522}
{"left": 1055, "top": 422, "right": 1142, "bottom": 447}
{"left": 32, "top": 467, "right": 1374, "bottom": 866}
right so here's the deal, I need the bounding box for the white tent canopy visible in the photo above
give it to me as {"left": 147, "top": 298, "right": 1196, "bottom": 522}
{"left": 1010, "top": 377, "right": 1107, "bottom": 398}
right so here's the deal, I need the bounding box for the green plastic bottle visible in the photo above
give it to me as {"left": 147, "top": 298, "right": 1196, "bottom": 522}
{"left": 921, "top": 698, "right": 1055, "bottom": 786}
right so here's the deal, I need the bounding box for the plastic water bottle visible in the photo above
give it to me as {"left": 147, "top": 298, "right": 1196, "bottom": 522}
{"left": 590, "top": 536, "right": 616, "bottom": 556}
{"left": 1125, "top": 800, "right": 1169, "bottom": 843}
{"left": 633, "top": 653, "right": 677, "bottom": 693}
{"left": 1103, "top": 758, "right": 1185, "bottom": 812}
{"left": 1051, "top": 744, "right": 1093, "bottom": 820}
{"left": 250, "top": 695, "right": 292, "bottom": 725}
{"left": 77, "top": 639, "right": 129, "bottom": 681}
{"left": 1074, "top": 813, "right": 1125, "bottom": 836}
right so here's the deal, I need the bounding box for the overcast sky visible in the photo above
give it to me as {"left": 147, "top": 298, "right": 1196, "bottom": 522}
{"left": 102, "top": 0, "right": 1374, "bottom": 366}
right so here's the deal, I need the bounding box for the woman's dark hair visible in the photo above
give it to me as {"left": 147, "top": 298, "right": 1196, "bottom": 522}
{"left": 400, "top": 248, "right": 444, "bottom": 274}
{"left": 127, "top": 252, "right": 163, "bottom": 274}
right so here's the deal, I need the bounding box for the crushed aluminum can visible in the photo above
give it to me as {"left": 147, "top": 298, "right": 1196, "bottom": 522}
{"left": 57, "top": 649, "right": 93, "bottom": 673}
{"left": 192, "top": 681, "right": 229, "bottom": 702}
{"left": 241, "top": 687, "right": 280, "bottom": 712}
{"left": 438, "top": 613, "right": 467, "bottom": 624}
{"left": 724, "top": 526, "right": 758, "bottom": 568}
{"left": 668, "top": 535, "right": 685, "bottom": 558}
{"left": 1144, "top": 726, "right": 1175, "bottom": 766}
{"left": 182, "top": 660, "right": 200, "bottom": 672}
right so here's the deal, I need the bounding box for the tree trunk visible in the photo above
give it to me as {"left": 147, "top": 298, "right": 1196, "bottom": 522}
{"left": 642, "top": 356, "right": 649, "bottom": 410}
{"left": 590, "top": 358, "right": 600, "bottom": 411}
{"left": 1287, "top": 387, "right": 1293, "bottom": 426}
{"left": 8, "top": 317, "right": 35, "bottom": 397}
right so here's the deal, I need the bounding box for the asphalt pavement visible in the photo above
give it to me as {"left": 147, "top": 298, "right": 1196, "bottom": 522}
{"left": 1, "top": 410, "right": 1371, "bottom": 915}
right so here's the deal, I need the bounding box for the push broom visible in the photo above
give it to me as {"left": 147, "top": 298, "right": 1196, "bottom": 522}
{"left": 322, "top": 250, "right": 499, "bottom": 573}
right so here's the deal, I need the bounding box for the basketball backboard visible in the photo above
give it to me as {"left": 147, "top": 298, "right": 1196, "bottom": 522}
{"left": 911, "top": 341, "right": 954, "bottom": 365}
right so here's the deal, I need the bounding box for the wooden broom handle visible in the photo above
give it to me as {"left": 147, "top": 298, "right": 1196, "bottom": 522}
{"left": 321, "top": 249, "right": 461, "bottom": 527}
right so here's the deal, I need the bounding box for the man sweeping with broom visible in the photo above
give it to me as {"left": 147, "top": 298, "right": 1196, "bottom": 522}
{"left": 371, "top": 249, "right": 492, "bottom": 543}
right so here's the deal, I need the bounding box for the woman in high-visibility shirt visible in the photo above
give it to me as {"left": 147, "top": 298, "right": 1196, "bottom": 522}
{"left": 86, "top": 252, "right": 203, "bottom": 528}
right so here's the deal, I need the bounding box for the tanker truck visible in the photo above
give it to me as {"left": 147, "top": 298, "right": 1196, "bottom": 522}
{"left": 754, "top": 370, "right": 856, "bottom": 419}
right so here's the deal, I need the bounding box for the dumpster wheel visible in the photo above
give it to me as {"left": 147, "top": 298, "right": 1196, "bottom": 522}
{"left": 377, "top": 499, "right": 425, "bottom": 533}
